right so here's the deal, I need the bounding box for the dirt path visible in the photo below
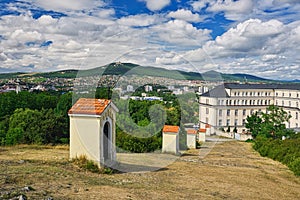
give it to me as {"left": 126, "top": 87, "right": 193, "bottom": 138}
{"left": 0, "top": 140, "right": 299, "bottom": 199}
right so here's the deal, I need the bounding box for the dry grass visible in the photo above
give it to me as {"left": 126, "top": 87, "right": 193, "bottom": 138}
{"left": 0, "top": 141, "right": 299, "bottom": 199}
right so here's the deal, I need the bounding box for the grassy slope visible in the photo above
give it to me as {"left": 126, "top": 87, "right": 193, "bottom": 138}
{"left": 0, "top": 141, "right": 299, "bottom": 199}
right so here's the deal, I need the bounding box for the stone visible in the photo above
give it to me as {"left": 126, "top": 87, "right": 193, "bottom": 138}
{"left": 18, "top": 194, "right": 27, "bottom": 200}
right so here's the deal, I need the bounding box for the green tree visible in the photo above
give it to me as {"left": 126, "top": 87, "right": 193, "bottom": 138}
{"left": 245, "top": 112, "right": 263, "bottom": 138}
{"left": 246, "top": 105, "right": 291, "bottom": 139}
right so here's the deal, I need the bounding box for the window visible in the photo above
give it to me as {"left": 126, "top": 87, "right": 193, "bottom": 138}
{"left": 219, "top": 109, "right": 222, "bottom": 116}
{"left": 289, "top": 101, "right": 291, "bottom": 107}
{"left": 205, "top": 117, "right": 208, "bottom": 124}
{"left": 242, "top": 119, "right": 246, "bottom": 126}
{"left": 283, "top": 93, "right": 285, "bottom": 97}
{"left": 258, "top": 92, "right": 260, "bottom": 96}
{"left": 296, "top": 102, "right": 299, "bottom": 107}
{"left": 235, "top": 109, "right": 238, "bottom": 116}
{"left": 275, "top": 92, "right": 278, "bottom": 96}
{"left": 234, "top": 119, "right": 238, "bottom": 126}
{"left": 296, "top": 112, "right": 298, "bottom": 120}
{"left": 296, "top": 123, "right": 298, "bottom": 128}
{"left": 282, "top": 100, "right": 284, "bottom": 106}
{"left": 206, "top": 108, "right": 209, "bottom": 114}
{"left": 206, "top": 99, "right": 209, "bottom": 104}
{"left": 243, "top": 109, "right": 246, "bottom": 115}
{"left": 218, "top": 119, "right": 222, "bottom": 126}
{"left": 227, "top": 109, "right": 230, "bottom": 116}
{"left": 289, "top": 93, "right": 291, "bottom": 97}
{"left": 250, "top": 109, "right": 254, "bottom": 114}
{"left": 226, "top": 119, "right": 230, "bottom": 126}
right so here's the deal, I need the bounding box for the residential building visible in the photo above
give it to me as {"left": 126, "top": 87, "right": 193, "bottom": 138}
{"left": 199, "top": 83, "right": 300, "bottom": 135}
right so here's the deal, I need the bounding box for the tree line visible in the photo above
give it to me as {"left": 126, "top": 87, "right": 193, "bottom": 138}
{"left": 0, "top": 87, "right": 199, "bottom": 154}
{"left": 0, "top": 91, "right": 72, "bottom": 145}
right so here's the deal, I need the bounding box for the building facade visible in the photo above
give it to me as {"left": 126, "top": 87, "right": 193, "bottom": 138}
{"left": 199, "top": 83, "right": 300, "bottom": 135}
{"left": 68, "top": 98, "right": 118, "bottom": 167}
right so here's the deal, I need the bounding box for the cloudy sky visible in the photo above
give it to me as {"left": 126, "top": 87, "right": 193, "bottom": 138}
{"left": 0, "top": 0, "right": 299, "bottom": 80}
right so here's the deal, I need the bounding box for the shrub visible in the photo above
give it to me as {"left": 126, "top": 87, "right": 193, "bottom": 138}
{"left": 72, "top": 155, "right": 101, "bottom": 173}
{"left": 288, "top": 157, "right": 300, "bottom": 176}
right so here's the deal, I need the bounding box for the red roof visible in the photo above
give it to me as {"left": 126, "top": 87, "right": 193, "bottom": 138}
{"left": 68, "top": 98, "right": 111, "bottom": 115}
{"left": 163, "top": 125, "right": 180, "bottom": 133}
{"left": 187, "top": 129, "right": 197, "bottom": 134}
{"left": 205, "top": 124, "right": 211, "bottom": 128}
{"left": 199, "top": 128, "right": 206, "bottom": 133}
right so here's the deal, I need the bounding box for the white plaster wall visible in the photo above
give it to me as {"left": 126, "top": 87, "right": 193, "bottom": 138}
{"left": 186, "top": 134, "right": 196, "bottom": 149}
{"left": 198, "top": 132, "right": 206, "bottom": 142}
{"left": 69, "top": 116, "right": 101, "bottom": 163}
{"left": 162, "top": 133, "right": 179, "bottom": 154}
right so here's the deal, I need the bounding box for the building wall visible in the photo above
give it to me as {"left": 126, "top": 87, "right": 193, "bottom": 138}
{"left": 69, "top": 116, "right": 101, "bottom": 163}
{"left": 162, "top": 132, "right": 179, "bottom": 154}
{"left": 199, "top": 86, "right": 300, "bottom": 135}
{"left": 186, "top": 134, "right": 196, "bottom": 149}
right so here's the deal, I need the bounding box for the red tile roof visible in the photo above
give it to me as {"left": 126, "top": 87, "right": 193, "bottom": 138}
{"left": 187, "top": 129, "right": 197, "bottom": 134}
{"left": 199, "top": 128, "right": 206, "bottom": 133}
{"left": 68, "top": 98, "right": 111, "bottom": 115}
{"left": 163, "top": 125, "right": 180, "bottom": 133}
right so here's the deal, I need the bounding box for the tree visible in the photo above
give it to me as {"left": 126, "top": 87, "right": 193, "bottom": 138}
{"left": 245, "top": 112, "right": 262, "bottom": 138}
{"left": 246, "top": 105, "right": 291, "bottom": 139}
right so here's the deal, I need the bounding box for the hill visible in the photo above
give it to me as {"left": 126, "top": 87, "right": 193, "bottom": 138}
{"left": 0, "top": 139, "right": 299, "bottom": 199}
{"left": 0, "top": 62, "right": 273, "bottom": 82}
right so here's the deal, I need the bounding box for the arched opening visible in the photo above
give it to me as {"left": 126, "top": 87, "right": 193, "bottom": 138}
{"left": 103, "top": 121, "right": 110, "bottom": 161}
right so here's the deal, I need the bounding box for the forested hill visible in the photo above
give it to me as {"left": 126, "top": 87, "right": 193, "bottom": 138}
{"left": 0, "top": 62, "right": 272, "bottom": 82}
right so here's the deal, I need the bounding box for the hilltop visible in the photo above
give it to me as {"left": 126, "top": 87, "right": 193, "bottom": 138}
{"left": 0, "top": 62, "right": 273, "bottom": 82}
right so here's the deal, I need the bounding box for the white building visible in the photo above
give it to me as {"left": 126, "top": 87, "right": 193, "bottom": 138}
{"left": 162, "top": 125, "right": 180, "bottom": 155}
{"left": 199, "top": 83, "right": 300, "bottom": 136}
{"left": 127, "top": 85, "right": 134, "bottom": 92}
{"left": 145, "top": 85, "right": 153, "bottom": 92}
{"left": 68, "top": 98, "right": 118, "bottom": 167}
{"left": 186, "top": 129, "right": 197, "bottom": 149}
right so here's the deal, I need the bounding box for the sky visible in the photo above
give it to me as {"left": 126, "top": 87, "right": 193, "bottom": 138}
{"left": 0, "top": 0, "right": 299, "bottom": 80}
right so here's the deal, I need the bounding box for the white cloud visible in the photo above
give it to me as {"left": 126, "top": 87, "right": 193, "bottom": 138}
{"left": 191, "top": 0, "right": 210, "bottom": 11}
{"left": 117, "top": 14, "right": 165, "bottom": 27}
{"left": 207, "top": 0, "right": 254, "bottom": 20}
{"left": 29, "top": 0, "right": 105, "bottom": 12}
{"left": 140, "top": 0, "right": 171, "bottom": 11}
{"left": 37, "top": 15, "right": 58, "bottom": 25}
{"left": 167, "top": 9, "right": 202, "bottom": 22}
{"left": 150, "top": 20, "right": 211, "bottom": 48}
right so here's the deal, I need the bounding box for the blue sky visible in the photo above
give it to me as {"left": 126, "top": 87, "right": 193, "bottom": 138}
{"left": 0, "top": 0, "right": 299, "bottom": 80}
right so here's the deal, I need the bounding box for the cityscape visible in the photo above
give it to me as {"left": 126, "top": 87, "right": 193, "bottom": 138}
{"left": 1, "top": 0, "right": 300, "bottom": 199}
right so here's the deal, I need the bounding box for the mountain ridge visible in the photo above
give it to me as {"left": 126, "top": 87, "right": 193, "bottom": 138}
{"left": 0, "top": 62, "right": 281, "bottom": 83}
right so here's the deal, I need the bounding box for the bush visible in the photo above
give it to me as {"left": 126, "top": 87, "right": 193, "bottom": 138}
{"left": 72, "top": 155, "right": 100, "bottom": 173}
{"left": 253, "top": 135, "right": 300, "bottom": 176}
{"left": 288, "top": 158, "right": 300, "bottom": 176}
